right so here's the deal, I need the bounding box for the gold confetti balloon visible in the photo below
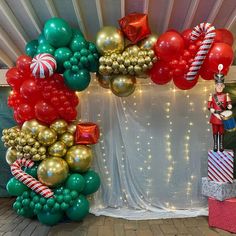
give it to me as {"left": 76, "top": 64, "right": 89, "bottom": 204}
{"left": 110, "top": 75, "right": 136, "bottom": 97}
{"left": 96, "top": 26, "right": 124, "bottom": 55}
{"left": 22, "top": 120, "right": 46, "bottom": 137}
{"left": 37, "top": 128, "right": 57, "bottom": 146}
{"left": 50, "top": 120, "right": 68, "bottom": 135}
{"left": 139, "top": 34, "right": 158, "bottom": 49}
{"left": 6, "top": 147, "right": 17, "bottom": 165}
{"left": 37, "top": 157, "right": 69, "bottom": 187}
{"left": 65, "top": 145, "right": 93, "bottom": 173}
{"left": 97, "top": 73, "right": 113, "bottom": 89}
{"left": 48, "top": 141, "right": 67, "bottom": 157}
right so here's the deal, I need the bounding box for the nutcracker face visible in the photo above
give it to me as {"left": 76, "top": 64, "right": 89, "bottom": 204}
{"left": 215, "top": 83, "right": 225, "bottom": 93}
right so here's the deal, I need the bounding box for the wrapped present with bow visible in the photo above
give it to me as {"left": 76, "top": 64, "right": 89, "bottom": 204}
{"left": 75, "top": 123, "right": 100, "bottom": 145}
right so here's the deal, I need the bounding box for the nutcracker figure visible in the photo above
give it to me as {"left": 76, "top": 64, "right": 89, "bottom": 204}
{"left": 208, "top": 66, "right": 232, "bottom": 152}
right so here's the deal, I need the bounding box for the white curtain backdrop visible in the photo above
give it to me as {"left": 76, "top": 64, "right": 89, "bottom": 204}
{"left": 78, "top": 78, "right": 214, "bottom": 219}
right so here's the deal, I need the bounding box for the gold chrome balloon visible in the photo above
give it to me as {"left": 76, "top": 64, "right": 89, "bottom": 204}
{"left": 6, "top": 147, "right": 17, "bottom": 165}
{"left": 110, "top": 75, "right": 136, "bottom": 97}
{"left": 65, "top": 145, "right": 93, "bottom": 173}
{"left": 96, "top": 73, "right": 113, "bottom": 89}
{"left": 125, "top": 45, "right": 139, "bottom": 56}
{"left": 67, "top": 124, "right": 77, "bottom": 134}
{"left": 37, "top": 128, "right": 57, "bottom": 146}
{"left": 60, "top": 132, "right": 74, "bottom": 147}
{"left": 22, "top": 119, "right": 46, "bottom": 137}
{"left": 48, "top": 141, "right": 67, "bottom": 157}
{"left": 139, "top": 34, "right": 158, "bottom": 49}
{"left": 50, "top": 120, "right": 68, "bottom": 135}
{"left": 96, "top": 26, "right": 124, "bottom": 55}
{"left": 37, "top": 157, "right": 69, "bottom": 187}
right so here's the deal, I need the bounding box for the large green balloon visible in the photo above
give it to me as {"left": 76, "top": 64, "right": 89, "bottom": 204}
{"left": 70, "top": 35, "right": 88, "bottom": 52}
{"left": 25, "top": 40, "right": 38, "bottom": 57}
{"left": 6, "top": 178, "right": 29, "bottom": 196}
{"left": 44, "top": 18, "right": 72, "bottom": 48}
{"left": 37, "top": 211, "right": 64, "bottom": 226}
{"left": 82, "top": 170, "right": 101, "bottom": 195}
{"left": 64, "top": 69, "right": 91, "bottom": 91}
{"left": 54, "top": 47, "right": 73, "bottom": 73}
{"left": 37, "top": 42, "right": 55, "bottom": 54}
{"left": 65, "top": 174, "right": 85, "bottom": 192}
{"left": 66, "top": 195, "right": 89, "bottom": 221}
{"left": 24, "top": 164, "right": 38, "bottom": 178}
{"left": 38, "top": 33, "right": 47, "bottom": 44}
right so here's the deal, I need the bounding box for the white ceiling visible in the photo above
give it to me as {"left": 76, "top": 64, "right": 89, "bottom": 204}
{"left": 0, "top": 0, "right": 236, "bottom": 68}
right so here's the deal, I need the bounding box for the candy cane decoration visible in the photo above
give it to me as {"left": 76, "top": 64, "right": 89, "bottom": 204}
{"left": 11, "top": 158, "right": 54, "bottom": 198}
{"left": 186, "top": 23, "right": 216, "bottom": 81}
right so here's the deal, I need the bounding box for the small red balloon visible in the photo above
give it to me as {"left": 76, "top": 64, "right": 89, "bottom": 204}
{"left": 173, "top": 75, "right": 198, "bottom": 90}
{"left": 215, "top": 29, "right": 234, "bottom": 46}
{"left": 181, "top": 29, "right": 192, "bottom": 46}
{"left": 17, "top": 103, "right": 34, "bottom": 121}
{"left": 20, "top": 79, "right": 40, "bottom": 101}
{"left": 6, "top": 68, "right": 22, "bottom": 88}
{"left": 16, "top": 55, "right": 32, "bottom": 74}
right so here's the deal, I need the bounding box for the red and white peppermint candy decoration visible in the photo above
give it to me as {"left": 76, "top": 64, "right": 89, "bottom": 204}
{"left": 186, "top": 22, "right": 216, "bottom": 81}
{"left": 30, "top": 53, "right": 57, "bottom": 78}
{"left": 11, "top": 158, "right": 54, "bottom": 198}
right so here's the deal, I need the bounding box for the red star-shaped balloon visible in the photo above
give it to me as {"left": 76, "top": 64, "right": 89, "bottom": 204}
{"left": 119, "top": 13, "right": 151, "bottom": 44}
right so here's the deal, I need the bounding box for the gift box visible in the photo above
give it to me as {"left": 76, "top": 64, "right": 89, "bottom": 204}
{"left": 208, "top": 150, "right": 234, "bottom": 183}
{"left": 75, "top": 123, "right": 100, "bottom": 145}
{"left": 208, "top": 197, "right": 236, "bottom": 233}
{"left": 202, "top": 177, "right": 236, "bottom": 201}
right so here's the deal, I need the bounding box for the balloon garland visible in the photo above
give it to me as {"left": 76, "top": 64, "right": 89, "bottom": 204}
{"left": 3, "top": 17, "right": 101, "bottom": 226}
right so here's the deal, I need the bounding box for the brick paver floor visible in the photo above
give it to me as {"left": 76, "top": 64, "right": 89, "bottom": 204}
{"left": 0, "top": 198, "right": 235, "bottom": 236}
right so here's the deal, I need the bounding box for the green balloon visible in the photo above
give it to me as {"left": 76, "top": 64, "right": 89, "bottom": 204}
{"left": 38, "top": 33, "right": 47, "bottom": 44}
{"left": 88, "top": 43, "right": 98, "bottom": 54}
{"left": 24, "top": 164, "right": 38, "bottom": 178}
{"left": 66, "top": 195, "right": 89, "bottom": 221}
{"left": 64, "top": 69, "right": 91, "bottom": 91}
{"left": 6, "top": 178, "right": 29, "bottom": 196}
{"left": 37, "top": 211, "right": 64, "bottom": 226}
{"left": 13, "top": 201, "right": 22, "bottom": 210}
{"left": 88, "top": 54, "right": 99, "bottom": 72}
{"left": 44, "top": 18, "right": 72, "bottom": 48}
{"left": 54, "top": 186, "right": 64, "bottom": 195}
{"left": 17, "top": 207, "right": 35, "bottom": 218}
{"left": 82, "top": 170, "right": 101, "bottom": 195}
{"left": 72, "top": 28, "right": 83, "bottom": 37}
{"left": 70, "top": 35, "right": 88, "bottom": 52}
{"left": 37, "top": 42, "right": 55, "bottom": 54}
{"left": 65, "top": 174, "right": 85, "bottom": 192}
{"left": 25, "top": 40, "right": 38, "bottom": 57}
{"left": 54, "top": 47, "right": 72, "bottom": 72}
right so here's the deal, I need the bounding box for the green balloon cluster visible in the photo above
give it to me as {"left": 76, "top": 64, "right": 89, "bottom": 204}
{"left": 10, "top": 171, "right": 100, "bottom": 226}
{"left": 24, "top": 17, "right": 100, "bottom": 92}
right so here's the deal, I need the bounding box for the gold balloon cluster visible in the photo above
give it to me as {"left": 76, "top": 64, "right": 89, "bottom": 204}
{"left": 98, "top": 45, "right": 157, "bottom": 76}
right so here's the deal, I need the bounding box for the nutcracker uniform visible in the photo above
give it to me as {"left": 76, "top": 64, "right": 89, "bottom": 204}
{"left": 207, "top": 73, "right": 232, "bottom": 152}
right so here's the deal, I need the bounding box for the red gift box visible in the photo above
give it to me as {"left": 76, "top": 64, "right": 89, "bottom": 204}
{"left": 209, "top": 197, "right": 236, "bottom": 233}
{"left": 75, "top": 123, "right": 100, "bottom": 145}
{"left": 208, "top": 150, "right": 234, "bottom": 183}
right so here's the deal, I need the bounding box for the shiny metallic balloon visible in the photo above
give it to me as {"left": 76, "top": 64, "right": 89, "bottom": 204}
{"left": 48, "top": 141, "right": 67, "bottom": 157}
{"left": 67, "top": 124, "right": 77, "bottom": 134}
{"left": 96, "top": 26, "right": 124, "bottom": 55}
{"left": 50, "top": 119, "right": 68, "bottom": 135}
{"left": 60, "top": 132, "right": 74, "bottom": 147}
{"left": 110, "top": 75, "right": 136, "bottom": 97}
{"left": 139, "top": 34, "right": 158, "bottom": 49}
{"left": 6, "top": 147, "right": 17, "bottom": 165}
{"left": 125, "top": 45, "right": 139, "bottom": 56}
{"left": 37, "top": 157, "right": 69, "bottom": 187}
{"left": 96, "top": 73, "right": 113, "bottom": 89}
{"left": 22, "top": 119, "right": 46, "bottom": 137}
{"left": 37, "top": 128, "right": 57, "bottom": 146}
{"left": 65, "top": 145, "right": 93, "bottom": 173}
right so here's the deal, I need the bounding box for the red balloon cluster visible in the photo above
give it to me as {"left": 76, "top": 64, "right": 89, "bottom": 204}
{"left": 150, "top": 27, "right": 234, "bottom": 90}
{"left": 6, "top": 55, "right": 79, "bottom": 124}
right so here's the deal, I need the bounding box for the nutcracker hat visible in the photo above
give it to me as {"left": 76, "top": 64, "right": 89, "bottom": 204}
{"left": 214, "top": 64, "right": 225, "bottom": 84}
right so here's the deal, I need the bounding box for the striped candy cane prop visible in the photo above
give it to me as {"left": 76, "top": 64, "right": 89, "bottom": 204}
{"left": 11, "top": 158, "right": 54, "bottom": 198}
{"left": 186, "top": 23, "right": 216, "bottom": 81}
{"left": 30, "top": 53, "right": 57, "bottom": 78}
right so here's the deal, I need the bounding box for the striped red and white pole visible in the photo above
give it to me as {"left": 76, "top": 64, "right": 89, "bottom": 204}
{"left": 186, "top": 23, "right": 216, "bottom": 81}
{"left": 11, "top": 158, "right": 54, "bottom": 198}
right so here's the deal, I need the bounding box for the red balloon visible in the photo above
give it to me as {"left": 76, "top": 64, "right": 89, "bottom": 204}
{"left": 17, "top": 103, "right": 34, "bottom": 121}
{"left": 149, "top": 61, "right": 172, "bottom": 85}
{"left": 13, "top": 110, "right": 24, "bottom": 124}
{"left": 154, "top": 32, "right": 184, "bottom": 61}
{"left": 35, "top": 101, "right": 58, "bottom": 124}
{"left": 20, "top": 79, "right": 40, "bottom": 101}
{"left": 188, "top": 44, "right": 197, "bottom": 56}
{"left": 173, "top": 75, "right": 198, "bottom": 90}
{"left": 215, "top": 29, "right": 234, "bottom": 46}
{"left": 181, "top": 29, "right": 192, "bottom": 46}
{"left": 200, "top": 69, "right": 215, "bottom": 81}
{"left": 16, "top": 55, "right": 32, "bottom": 74}
{"left": 6, "top": 68, "right": 22, "bottom": 88}
{"left": 183, "top": 50, "right": 192, "bottom": 61}
{"left": 205, "top": 43, "right": 233, "bottom": 73}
